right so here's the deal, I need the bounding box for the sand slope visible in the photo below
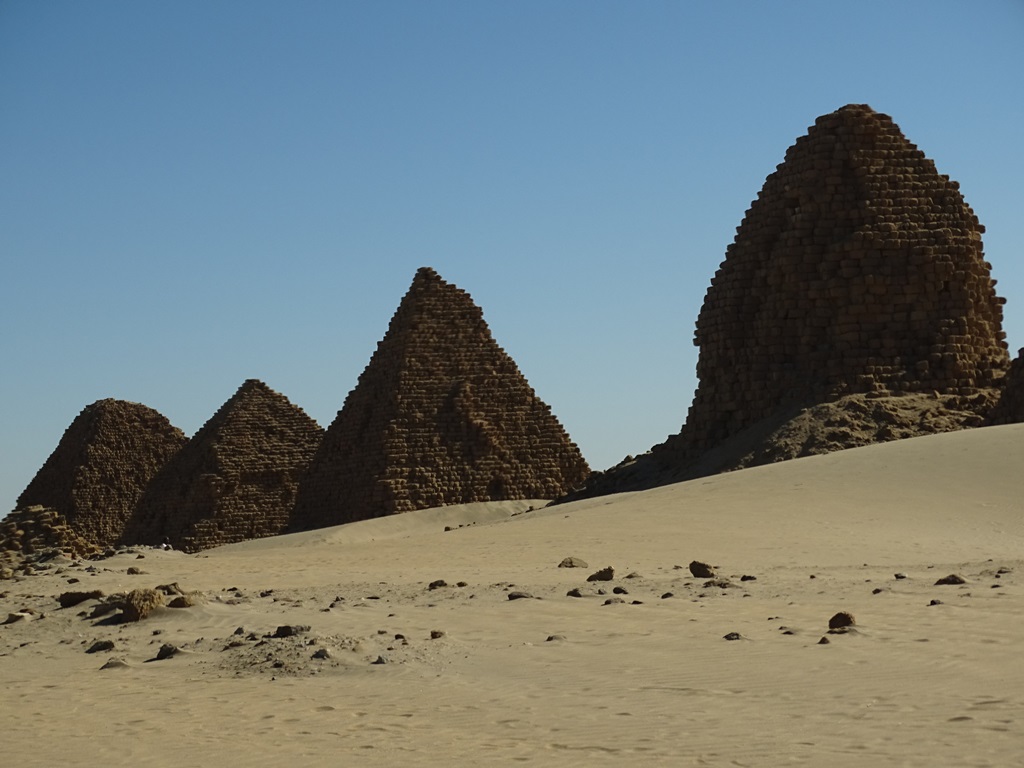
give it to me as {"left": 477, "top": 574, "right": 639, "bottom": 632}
{"left": 2, "top": 427, "right": 1023, "bottom": 766}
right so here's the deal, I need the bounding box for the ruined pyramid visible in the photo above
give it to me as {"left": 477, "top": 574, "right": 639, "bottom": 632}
{"left": 122, "top": 379, "right": 323, "bottom": 551}
{"left": 290, "top": 267, "right": 590, "bottom": 530}
{"left": 14, "top": 399, "right": 187, "bottom": 547}
{"left": 572, "top": 104, "right": 1009, "bottom": 498}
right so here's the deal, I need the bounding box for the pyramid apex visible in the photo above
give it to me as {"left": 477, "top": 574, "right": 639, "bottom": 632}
{"left": 413, "top": 266, "right": 443, "bottom": 282}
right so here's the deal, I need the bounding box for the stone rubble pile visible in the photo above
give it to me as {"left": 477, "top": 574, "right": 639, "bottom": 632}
{"left": 0, "top": 505, "right": 100, "bottom": 577}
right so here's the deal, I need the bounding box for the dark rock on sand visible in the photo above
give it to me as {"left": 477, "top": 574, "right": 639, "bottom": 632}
{"left": 86, "top": 640, "right": 115, "bottom": 654}
{"left": 935, "top": 574, "right": 966, "bottom": 585}
{"left": 586, "top": 567, "right": 615, "bottom": 582}
{"left": 58, "top": 590, "right": 104, "bottom": 608}
{"left": 689, "top": 561, "right": 715, "bottom": 578}
{"left": 273, "top": 625, "right": 311, "bottom": 638}
{"left": 828, "top": 611, "right": 856, "bottom": 629}
{"left": 154, "top": 643, "right": 180, "bottom": 660}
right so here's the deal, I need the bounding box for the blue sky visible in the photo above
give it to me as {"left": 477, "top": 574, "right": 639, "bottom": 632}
{"left": 2, "top": 1, "right": 1023, "bottom": 513}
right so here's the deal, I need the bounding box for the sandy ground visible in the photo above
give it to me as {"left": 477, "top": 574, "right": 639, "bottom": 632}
{"left": 3, "top": 426, "right": 1024, "bottom": 767}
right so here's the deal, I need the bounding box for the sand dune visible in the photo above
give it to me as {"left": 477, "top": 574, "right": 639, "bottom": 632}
{"left": 3, "top": 426, "right": 1023, "bottom": 766}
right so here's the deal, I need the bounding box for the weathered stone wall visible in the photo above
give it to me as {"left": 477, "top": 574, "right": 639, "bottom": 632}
{"left": 122, "top": 380, "right": 323, "bottom": 552}
{"left": 291, "top": 267, "right": 590, "bottom": 530}
{"left": 15, "top": 400, "right": 187, "bottom": 547}
{"left": 987, "top": 349, "right": 1024, "bottom": 425}
{"left": 0, "top": 506, "right": 101, "bottom": 577}
{"left": 675, "top": 104, "right": 1008, "bottom": 457}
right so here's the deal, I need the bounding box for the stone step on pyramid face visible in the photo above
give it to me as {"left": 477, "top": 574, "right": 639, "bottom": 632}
{"left": 290, "top": 267, "right": 591, "bottom": 531}
{"left": 121, "top": 379, "right": 324, "bottom": 552}
{"left": 15, "top": 399, "right": 187, "bottom": 548}
{"left": 678, "top": 103, "right": 1008, "bottom": 456}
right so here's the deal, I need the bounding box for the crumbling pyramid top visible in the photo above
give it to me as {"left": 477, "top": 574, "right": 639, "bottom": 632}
{"left": 15, "top": 399, "right": 186, "bottom": 547}
{"left": 291, "top": 267, "right": 590, "bottom": 530}
{"left": 122, "top": 379, "right": 323, "bottom": 551}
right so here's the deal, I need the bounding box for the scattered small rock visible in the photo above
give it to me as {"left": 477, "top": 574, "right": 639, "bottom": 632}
{"left": 722, "top": 632, "right": 744, "bottom": 641}
{"left": 168, "top": 595, "right": 196, "bottom": 609}
{"left": 871, "top": 588, "right": 884, "bottom": 595}
{"left": 894, "top": 573, "right": 908, "bottom": 580}
{"left": 818, "top": 636, "right": 830, "bottom": 645}
{"left": 586, "top": 567, "right": 614, "bottom": 582}
{"left": 155, "top": 583, "right": 185, "bottom": 596}
{"left": 371, "top": 655, "right": 388, "bottom": 665}
{"left": 311, "top": 648, "right": 331, "bottom": 660}
{"left": 558, "top": 557, "right": 588, "bottom": 569}
{"left": 428, "top": 579, "right": 448, "bottom": 590}
{"left": 126, "top": 567, "right": 144, "bottom": 575}
{"left": 660, "top": 592, "right": 674, "bottom": 599}
{"left": 507, "top": 591, "right": 534, "bottom": 601}
{"left": 155, "top": 643, "right": 180, "bottom": 660}
{"left": 935, "top": 574, "right": 966, "bottom": 585}
{"left": 545, "top": 634, "right": 566, "bottom": 642}
{"left": 612, "top": 586, "right": 629, "bottom": 595}
{"left": 273, "top": 625, "right": 311, "bottom": 638}
{"left": 120, "top": 589, "right": 164, "bottom": 622}
{"left": 57, "top": 590, "right": 104, "bottom": 609}
{"left": 602, "top": 597, "right": 625, "bottom": 605}
{"left": 566, "top": 588, "right": 584, "bottom": 598}
{"left": 430, "top": 630, "right": 445, "bottom": 639}
{"left": 86, "top": 640, "right": 115, "bottom": 654}
{"left": 99, "top": 658, "right": 129, "bottom": 669}
{"left": 689, "top": 561, "right": 715, "bottom": 578}
{"left": 740, "top": 574, "right": 757, "bottom": 582}
{"left": 929, "top": 599, "right": 944, "bottom": 606}
{"left": 828, "top": 611, "right": 856, "bottom": 629}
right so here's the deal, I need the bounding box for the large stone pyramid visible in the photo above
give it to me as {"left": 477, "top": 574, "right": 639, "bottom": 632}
{"left": 122, "top": 379, "right": 323, "bottom": 551}
{"left": 677, "top": 103, "right": 1007, "bottom": 455}
{"left": 14, "top": 399, "right": 186, "bottom": 547}
{"left": 291, "top": 267, "right": 590, "bottom": 530}
{"left": 571, "top": 104, "right": 1009, "bottom": 498}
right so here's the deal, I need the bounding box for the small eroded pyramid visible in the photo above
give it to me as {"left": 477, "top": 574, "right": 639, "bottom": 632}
{"left": 290, "top": 267, "right": 590, "bottom": 530}
{"left": 122, "top": 379, "right": 323, "bottom": 551}
{"left": 15, "top": 399, "right": 186, "bottom": 547}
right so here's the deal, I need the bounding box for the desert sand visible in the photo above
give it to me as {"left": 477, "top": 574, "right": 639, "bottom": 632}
{"left": 3, "top": 425, "right": 1023, "bottom": 767}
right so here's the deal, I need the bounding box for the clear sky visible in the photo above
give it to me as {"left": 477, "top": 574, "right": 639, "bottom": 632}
{"left": 2, "top": 0, "right": 1023, "bottom": 513}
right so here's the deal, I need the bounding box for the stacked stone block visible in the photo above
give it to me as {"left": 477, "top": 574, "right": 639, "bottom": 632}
{"left": 1, "top": 506, "right": 101, "bottom": 576}
{"left": 15, "top": 399, "right": 187, "bottom": 547}
{"left": 290, "top": 267, "right": 590, "bottom": 530}
{"left": 122, "top": 379, "right": 324, "bottom": 552}
{"left": 987, "top": 349, "right": 1024, "bottom": 425}
{"left": 672, "top": 104, "right": 1008, "bottom": 458}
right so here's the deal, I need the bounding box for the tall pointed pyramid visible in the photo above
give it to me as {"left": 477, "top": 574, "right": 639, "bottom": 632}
{"left": 15, "top": 399, "right": 187, "bottom": 547}
{"left": 290, "top": 267, "right": 590, "bottom": 530}
{"left": 121, "top": 379, "right": 323, "bottom": 551}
